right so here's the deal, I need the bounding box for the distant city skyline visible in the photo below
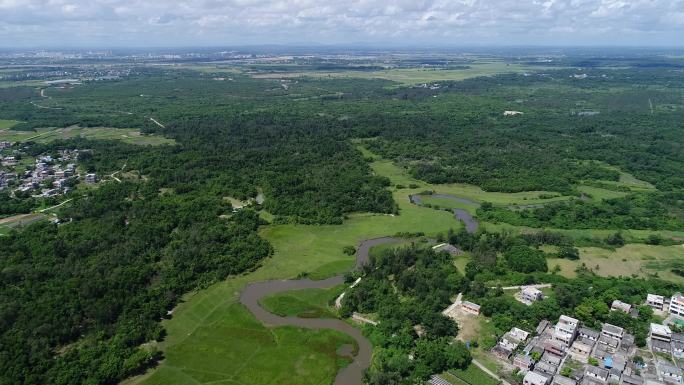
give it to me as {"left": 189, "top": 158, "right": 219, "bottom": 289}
{"left": 1, "top": 0, "right": 683, "bottom": 48}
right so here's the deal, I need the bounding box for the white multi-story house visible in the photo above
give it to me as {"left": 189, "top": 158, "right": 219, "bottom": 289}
{"left": 522, "top": 287, "right": 544, "bottom": 303}
{"left": 670, "top": 293, "right": 684, "bottom": 317}
{"left": 647, "top": 294, "right": 666, "bottom": 311}
{"left": 554, "top": 315, "right": 579, "bottom": 347}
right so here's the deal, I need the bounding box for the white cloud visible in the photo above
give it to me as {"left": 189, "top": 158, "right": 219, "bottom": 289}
{"left": 0, "top": 0, "right": 682, "bottom": 47}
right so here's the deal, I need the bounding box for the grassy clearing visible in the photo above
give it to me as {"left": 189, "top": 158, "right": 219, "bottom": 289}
{"left": 548, "top": 244, "right": 684, "bottom": 283}
{"left": 260, "top": 284, "right": 346, "bottom": 319}
{"left": 577, "top": 185, "right": 628, "bottom": 200}
{"left": 446, "top": 364, "right": 501, "bottom": 385}
{"left": 372, "top": 159, "right": 570, "bottom": 207}
{"left": 0, "top": 213, "right": 47, "bottom": 235}
{"left": 250, "top": 62, "right": 550, "bottom": 85}
{"left": 0, "top": 119, "right": 20, "bottom": 130}
{"left": 0, "top": 126, "right": 174, "bottom": 145}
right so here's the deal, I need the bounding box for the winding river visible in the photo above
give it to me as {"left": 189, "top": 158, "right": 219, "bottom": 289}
{"left": 409, "top": 193, "right": 480, "bottom": 234}
{"left": 239, "top": 194, "right": 480, "bottom": 385}
{"left": 240, "top": 237, "right": 401, "bottom": 385}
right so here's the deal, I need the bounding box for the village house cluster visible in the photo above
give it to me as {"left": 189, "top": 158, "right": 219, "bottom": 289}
{"left": 484, "top": 292, "right": 684, "bottom": 385}
{"left": 1, "top": 147, "right": 97, "bottom": 197}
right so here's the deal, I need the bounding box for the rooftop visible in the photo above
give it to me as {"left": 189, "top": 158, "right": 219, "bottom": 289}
{"left": 602, "top": 323, "right": 624, "bottom": 335}
{"left": 651, "top": 323, "right": 672, "bottom": 335}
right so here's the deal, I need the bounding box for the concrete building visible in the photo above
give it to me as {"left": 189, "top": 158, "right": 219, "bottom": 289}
{"left": 602, "top": 323, "right": 625, "bottom": 340}
{"left": 670, "top": 293, "right": 684, "bottom": 318}
{"left": 514, "top": 354, "right": 535, "bottom": 371}
{"left": 612, "top": 300, "right": 632, "bottom": 313}
{"left": 621, "top": 374, "right": 644, "bottom": 385}
{"left": 524, "top": 371, "right": 551, "bottom": 385}
{"left": 431, "top": 243, "right": 463, "bottom": 256}
{"left": 651, "top": 323, "right": 673, "bottom": 342}
{"left": 461, "top": 301, "right": 480, "bottom": 315}
{"left": 537, "top": 320, "right": 552, "bottom": 335}
{"left": 673, "top": 341, "right": 684, "bottom": 359}
{"left": 569, "top": 339, "right": 594, "bottom": 362}
{"left": 544, "top": 339, "right": 566, "bottom": 356}
{"left": 554, "top": 315, "right": 579, "bottom": 347}
{"left": 522, "top": 287, "right": 544, "bottom": 303}
{"left": 536, "top": 361, "right": 558, "bottom": 376}
{"left": 598, "top": 334, "right": 620, "bottom": 349}
{"left": 85, "top": 173, "right": 98, "bottom": 184}
{"left": 647, "top": 294, "right": 666, "bottom": 311}
{"left": 552, "top": 375, "right": 577, "bottom": 385}
{"left": 584, "top": 366, "right": 609, "bottom": 383}
{"left": 652, "top": 339, "right": 672, "bottom": 354}
{"left": 658, "top": 361, "right": 683, "bottom": 384}
{"left": 579, "top": 327, "right": 600, "bottom": 342}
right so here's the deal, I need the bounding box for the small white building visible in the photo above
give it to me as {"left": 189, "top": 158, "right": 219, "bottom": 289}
{"left": 461, "top": 301, "right": 480, "bottom": 316}
{"left": 611, "top": 300, "right": 632, "bottom": 313}
{"left": 522, "top": 287, "right": 544, "bottom": 303}
{"left": 647, "top": 294, "right": 666, "bottom": 311}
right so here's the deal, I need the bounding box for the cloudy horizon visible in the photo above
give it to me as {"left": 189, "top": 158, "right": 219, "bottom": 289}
{"left": 1, "top": 0, "right": 683, "bottom": 48}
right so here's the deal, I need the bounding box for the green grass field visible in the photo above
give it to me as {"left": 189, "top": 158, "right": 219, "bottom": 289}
{"left": 0, "top": 126, "right": 174, "bottom": 145}
{"left": 548, "top": 244, "right": 684, "bottom": 283}
{"left": 445, "top": 365, "right": 501, "bottom": 385}
{"left": 0, "top": 119, "right": 20, "bottom": 130}
{"left": 260, "top": 284, "right": 346, "bottom": 319}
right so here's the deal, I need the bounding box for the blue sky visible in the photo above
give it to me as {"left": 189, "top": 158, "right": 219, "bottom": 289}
{"left": 1, "top": 0, "right": 683, "bottom": 47}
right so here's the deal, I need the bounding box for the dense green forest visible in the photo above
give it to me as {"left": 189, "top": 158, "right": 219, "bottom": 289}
{"left": 479, "top": 192, "right": 684, "bottom": 230}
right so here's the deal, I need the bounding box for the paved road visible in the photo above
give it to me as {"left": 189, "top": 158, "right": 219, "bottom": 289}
{"left": 240, "top": 237, "right": 400, "bottom": 385}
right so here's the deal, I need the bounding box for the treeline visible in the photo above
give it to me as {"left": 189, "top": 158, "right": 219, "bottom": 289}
{"left": 341, "top": 246, "right": 471, "bottom": 384}
{"left": 478, "top": 192, "right": 684, "bottom": 230}
{"left": 0, "top": 181, "right": 271, "bottom": 385}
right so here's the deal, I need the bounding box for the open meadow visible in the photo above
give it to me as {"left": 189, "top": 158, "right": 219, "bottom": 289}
{"left": 0, "top": 126, "right": 174, "bottom": 145}
{"left": 248, "top": 61, "right": 556, "bottom": 85}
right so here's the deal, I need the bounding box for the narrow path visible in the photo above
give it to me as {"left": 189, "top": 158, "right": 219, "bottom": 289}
{"left": 38, "top": 198, "right": 73, "bottom": 213}
{"left": 472, "top": 359, "right": 509, "bottom": 385}
{"left": 239, "top": 237, "right": 400, "bottom": 385}
{"left": 148, "top": 117, "right": 165, "bottom": 128}
{"left": 490, "top": 283, "right": 552, "bottom": 290}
